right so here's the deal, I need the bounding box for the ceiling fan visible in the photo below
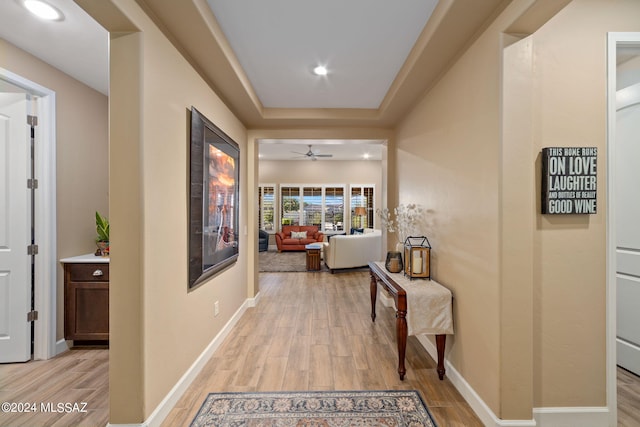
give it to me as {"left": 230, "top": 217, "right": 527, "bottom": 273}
{"left": 291, "top": 144, "right": 333, "bottom": 161}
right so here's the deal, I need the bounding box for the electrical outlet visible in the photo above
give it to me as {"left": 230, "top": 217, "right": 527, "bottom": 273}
{"left": 214, "top": 301, "right": 220, "bottom": 317}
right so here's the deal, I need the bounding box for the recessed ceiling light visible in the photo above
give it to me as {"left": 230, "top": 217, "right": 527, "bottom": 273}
{"left": 313, "top": 65, "right": 328, "bottom": 76}
{"left": 23, "top": 0, "right": 64, "bottom": 21}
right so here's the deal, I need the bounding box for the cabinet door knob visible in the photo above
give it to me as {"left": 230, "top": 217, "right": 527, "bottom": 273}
{"left": 93, "top": 269, "right": 104, "bottom": 277}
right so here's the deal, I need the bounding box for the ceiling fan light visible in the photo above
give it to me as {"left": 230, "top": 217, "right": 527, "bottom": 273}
{"left": 23, "top": 0, "right": 64, "bottom": 21}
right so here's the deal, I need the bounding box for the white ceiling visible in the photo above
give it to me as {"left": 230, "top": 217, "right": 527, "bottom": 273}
{"left": 206, "top": 0, "right": 438, "bottom": 109}
{"left": 1, "top": 0, "right": 529, "bottom": 161}
{"left": 1, "top": 0, "right": 429, "bottom": 159}
{"left": 0, "top": 0, "right": 108, "bottom": 95}
{"left": 0, "top": 0, "right": 439, "bottom": 109}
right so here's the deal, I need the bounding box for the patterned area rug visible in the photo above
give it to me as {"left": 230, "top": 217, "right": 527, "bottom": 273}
{"left": 190, "top": 390, "right": 437, "bottom": 426}
{"left": 258, "top": 250, "right": 328, "bottom": 272}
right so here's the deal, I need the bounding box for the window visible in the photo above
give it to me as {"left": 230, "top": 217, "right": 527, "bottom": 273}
{"left": 350, "top": 185, "right": 375, "bottom": 229}
{"left": 266, "top": 185, "right": 373, "bottom": 232}
{"left": 281, "top": 186, "right": 300, "bottom": 226}
{"left": 277, "top": 185, "right": 345, "bottom": 232}
{"left": 258, "top": 185, "right": 275, "bottom": 231}
{"left": 325, "top": 187, "right": 345, "bottom": 231}
{"left": 303, "top": 187, "right": 322, "bottom": 227}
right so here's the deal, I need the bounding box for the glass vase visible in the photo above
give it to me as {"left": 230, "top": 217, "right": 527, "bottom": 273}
{"left": 385, "top": 251, "right": 403, "bottom": 273}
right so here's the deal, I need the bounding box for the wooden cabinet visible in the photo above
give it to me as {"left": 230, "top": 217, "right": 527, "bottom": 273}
{"left": 63, "top": 260, "right": 109, "bottom": 342}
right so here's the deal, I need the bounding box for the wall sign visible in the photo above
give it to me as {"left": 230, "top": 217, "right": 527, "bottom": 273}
{"left": 541, "top": 147, "right": 597, "bottom": 214}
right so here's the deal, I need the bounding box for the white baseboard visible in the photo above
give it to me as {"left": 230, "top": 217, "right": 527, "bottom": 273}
{"left": 617, "top": 338, "right": 640, "bottom": 376}
{"left": 107, "top": 298, "right": 252, "bottom": 427}
{"left": 533, "top": 407, "right": 609, "bottom": 427}
{"left": 55, "top": 339, "right": 70, "bottom": 356}
{"left": 247, "top": 290, "right": 261, "bottom": 307}
{"left": 415, "top": 335, "right": 610, "bottom": 427}
{"left": 415, "top": 334, "right": 534, "bottom": 427}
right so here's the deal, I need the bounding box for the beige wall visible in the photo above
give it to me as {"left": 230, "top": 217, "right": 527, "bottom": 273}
{"left": 530, "top": 0, "right": 640, "bottom": 410}
{"left": 105, "top": 1, "right": 248, "bottom": 422}
{"left": 260, "top": 159, "right": 382, "bottom": 189}
{"left": 0, "top": 38, "right": 109, "bottom": 341}
{"left": 395, "top": 0, "right": 640, "bottom": 420}
{"left": 394, "top": 4, "right": 504, "bottom": 414}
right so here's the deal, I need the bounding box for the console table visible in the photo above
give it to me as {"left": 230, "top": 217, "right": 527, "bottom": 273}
{"left": 369, "top": 261, "right": 453, "bottom": 381}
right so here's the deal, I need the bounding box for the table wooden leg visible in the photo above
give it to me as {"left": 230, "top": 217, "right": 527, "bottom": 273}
{"left": 436, "top": 334, "right": 446, "bottom": 380}
{"left": 370, "top": 269, "right": 378, "bottom": 322}
{"left": 396, "top": 309, "right": 407, "bottom": 380}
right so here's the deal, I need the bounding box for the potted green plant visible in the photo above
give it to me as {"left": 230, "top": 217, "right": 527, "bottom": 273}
{"left": 95, "top": 211, "right": 110, "bottom": 256}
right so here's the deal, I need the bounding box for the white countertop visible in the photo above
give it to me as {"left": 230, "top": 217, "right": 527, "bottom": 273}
{"left": 60, "top": 253, "right": 110, "bottom": 263}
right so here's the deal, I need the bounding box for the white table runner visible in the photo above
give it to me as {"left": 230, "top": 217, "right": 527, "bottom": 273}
{"left": 375, "top": 262, "right": 454, "bottom": 335}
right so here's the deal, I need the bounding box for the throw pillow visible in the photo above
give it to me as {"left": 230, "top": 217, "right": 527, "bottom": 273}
{"left": 291, "top": 231, "right": 307, "bottom": 239}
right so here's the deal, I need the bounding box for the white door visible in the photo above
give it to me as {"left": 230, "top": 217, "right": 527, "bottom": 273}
{"left": 0, "top": 93, "right": 31, "bottom": 363}
{"left": 616, "top": 81, "right": 640, "bottom": 376}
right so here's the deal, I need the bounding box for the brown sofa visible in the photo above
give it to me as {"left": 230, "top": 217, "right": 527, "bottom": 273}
{"left": 275, "top": 225, "right": 324, "bottom": 251}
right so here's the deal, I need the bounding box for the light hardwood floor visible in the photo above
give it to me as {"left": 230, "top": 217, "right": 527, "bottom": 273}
{"left": 163, "top": 271, "right": 483, "bottom": 426}
{"left": 1, "top": 271, "right": 639, "bottom": 426}
{"left": 617, "top": 366, "right": 640, "bottom": 427}
{"left": 0, "top": 347, "right": 108, "bottom": 427}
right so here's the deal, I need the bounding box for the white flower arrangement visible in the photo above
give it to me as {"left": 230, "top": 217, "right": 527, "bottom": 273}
{"left": 376, "top": 204, "right": 426, "bottom": 244}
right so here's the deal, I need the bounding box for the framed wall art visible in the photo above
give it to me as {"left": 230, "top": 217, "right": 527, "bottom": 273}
{"left": 541, "top": 147, "right": 597, "bottom": 215}
{"left": 188, "top": 107, "right": 240, "bottom": 289}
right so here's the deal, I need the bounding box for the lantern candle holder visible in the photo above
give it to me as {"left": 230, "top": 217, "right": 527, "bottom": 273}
{"left": 404, "top": 236, "right": 431, "bottom": 280}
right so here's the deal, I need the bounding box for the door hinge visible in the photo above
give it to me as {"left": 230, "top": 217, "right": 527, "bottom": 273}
{"left": 27, "top": 115, "right": 38, "bottom": 126}
{"left": 27, "top": 179, "right": 39, "bottom": 189}
{"left": 27, "top": 310, "right": 38, "bottom": 322}
{"left": 27, "top": 244, "right": 39, "bottom": 255}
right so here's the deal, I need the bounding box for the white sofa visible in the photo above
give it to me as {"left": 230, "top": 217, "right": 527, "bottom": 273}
{"left": 324, "top": 229, "right": 383, "bottom": 272}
